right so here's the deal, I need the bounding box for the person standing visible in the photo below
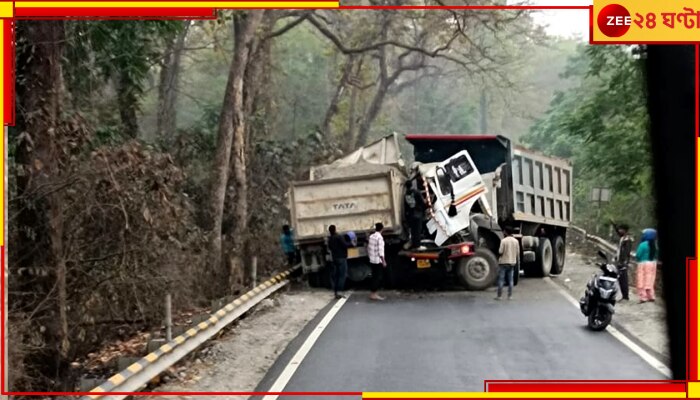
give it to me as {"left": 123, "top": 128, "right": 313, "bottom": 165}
{"left": 367, "top": 223, "right": 387, "bottom": 301}
{"left": 404, "top": 164, "right": 427, "bottom": 250}
{"left": 496, "top": 226, "right": 519, "bottom": 300}
{"left": 614, "top": 224, "right": 633, "bottom": 301}
{"left": 280, "top": 225, "right": 296, "bottom": 266}
{"left": 328, "top": 225, "right": 350, "bottom": 299}
{"left": 636, "top": 228, "right": 659, "bottom": 303}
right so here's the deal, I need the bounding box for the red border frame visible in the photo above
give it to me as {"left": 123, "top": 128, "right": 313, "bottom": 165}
{"left": 0, "top": 2, "right": 697, "bottom": 398}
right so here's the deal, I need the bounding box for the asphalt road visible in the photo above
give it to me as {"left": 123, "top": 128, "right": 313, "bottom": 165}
{"left": 256, "top": 277, "right": 666, "bottom": 398}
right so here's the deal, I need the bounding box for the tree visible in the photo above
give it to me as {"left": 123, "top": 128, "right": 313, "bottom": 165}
{"left": 306, "top": 1, "right": 539, "bottom": 147}
{"left": 13, "top": 19, "right": 71, "bottom": 387}
{"left": 63, "top": 21, "right": 182, "bottom": 137}
{"left": 207, "top": 11, "right": 265, "bottom": 290}
{"left": 157, "top": 21, "right": 191, "bottom": 140}
{"left": 523, "top": 45, "right": 653, "bottom": 231}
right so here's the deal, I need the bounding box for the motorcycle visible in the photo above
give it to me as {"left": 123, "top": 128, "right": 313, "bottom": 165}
{"left": 579, "top": 250, "right": 619, "bottom": 331}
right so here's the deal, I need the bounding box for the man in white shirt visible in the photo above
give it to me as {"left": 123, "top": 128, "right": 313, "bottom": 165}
{"left": 497, "top": 226, "right": 520, "bottom": 300}
{"left": 367, "top": 222, "right": 387, "bottom": 301}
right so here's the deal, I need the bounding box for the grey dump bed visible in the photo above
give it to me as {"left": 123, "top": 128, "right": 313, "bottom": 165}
{"left": 510, "top": 146, "right": 572, "bottom": 227}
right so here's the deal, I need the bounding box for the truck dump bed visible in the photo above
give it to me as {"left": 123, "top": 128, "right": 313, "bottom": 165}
{"left": 510, "top": 145, "right": 572, "bottom": 227}
{"left": 290, "top": 164, "right": 406, "bottom": 242}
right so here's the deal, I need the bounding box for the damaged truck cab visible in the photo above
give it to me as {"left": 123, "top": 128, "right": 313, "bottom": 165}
{"left": 407, "top": 134, "right": 572, "bottom": 284}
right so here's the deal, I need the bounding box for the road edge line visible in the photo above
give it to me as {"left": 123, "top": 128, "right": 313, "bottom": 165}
{"left": 543, "top": 277, "right": 672, "bottom": 378}
{"left": 261, "top": 291, "right": 352, "bottom": 400}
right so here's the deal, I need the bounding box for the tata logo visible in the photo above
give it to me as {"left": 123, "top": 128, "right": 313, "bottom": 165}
{"left": 333, "top": 202, "right": 357, "bottom": 210}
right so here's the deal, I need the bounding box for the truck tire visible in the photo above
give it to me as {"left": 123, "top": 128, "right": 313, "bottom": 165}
{"left": 551, "top": 235, "right": 566, "bottom": 275}
{"left": 457, "top": 248, "right": 499, "bottom": 291}
{"left": 535, "top": 238, "right": 553, "bottom": 277}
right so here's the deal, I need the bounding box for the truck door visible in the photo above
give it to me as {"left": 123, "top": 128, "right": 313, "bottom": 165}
{"left": 427, "top": 151, "right": 487, "bottom": 245}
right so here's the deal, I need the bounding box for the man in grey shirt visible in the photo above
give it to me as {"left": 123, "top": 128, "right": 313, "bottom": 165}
{"left": 496, "top": 226, "right": 520, "bottom": 300}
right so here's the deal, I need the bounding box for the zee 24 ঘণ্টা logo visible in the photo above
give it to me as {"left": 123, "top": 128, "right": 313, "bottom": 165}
{"left": 596, "top": 2, "right": 700, "bottom": 40}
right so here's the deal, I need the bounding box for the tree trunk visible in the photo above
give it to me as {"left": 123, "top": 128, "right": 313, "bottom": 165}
{"left": 321, "top": 55, "right": 355, "bottom": 138}
{"left": 239, "top": 11, "right": 274, "bottom": 287}
{"left": 116, "top": 70, "right": 139, "bottom": 138}
{"left": 344, "top": 56, "right": 365, "bottom": 151}
{"left": 244, "top": 13, "right": 274, "bottom": 147}
{"left": 346, "top": 84, "right": 359, "bottom": 151}
{"left": 354, "top": 13, "right": 392, "bottom": 148}
{"left": 208, "top": 11, "right": 264, "bottom": 292}
{"left": 480, "top": 89, "right": 488, "bottom": 133}
{"left": 355, "top": 80, "right": 390, "bottom": 148}
{"left": 157, "top": 22, "right": 190, "bottom": 141}
{"left": 15, "top": 20, "right": 70, "bottom": 385}
{"left": 228, "top": 11, "right": 265, "bottom": 290}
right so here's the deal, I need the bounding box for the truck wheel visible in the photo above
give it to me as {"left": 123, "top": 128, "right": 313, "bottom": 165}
{"left": 535, "top": 238, "right": 553, "bottom": 277}
{"left": 551, "top": 235, "right": 566, "bottom": 275}
{"left": 457, "top": 248, "right": 499, "bottom": 291}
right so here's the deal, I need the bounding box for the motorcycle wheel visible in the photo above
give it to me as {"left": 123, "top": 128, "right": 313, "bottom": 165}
{"left": 587, "top": 308, "right": 612, "bottom": 331}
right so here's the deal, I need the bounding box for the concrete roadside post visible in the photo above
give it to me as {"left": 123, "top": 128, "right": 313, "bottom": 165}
{"left": 165, "top": 293, "right": 172, "bottom": 342}
{"left": 251, "top": 256, "right": 257, "bottom": 288}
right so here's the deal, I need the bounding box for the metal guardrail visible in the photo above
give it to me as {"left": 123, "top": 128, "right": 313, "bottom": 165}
{"left": 82, "top": 267, "right": 299, "bottom": 400}
{"left": 570, "top": 225, "right": 637, "bottom": 260}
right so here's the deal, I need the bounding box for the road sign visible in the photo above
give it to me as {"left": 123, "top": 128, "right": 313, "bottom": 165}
{"left": 590, "top": 187, "right": 612, "bottom": 202}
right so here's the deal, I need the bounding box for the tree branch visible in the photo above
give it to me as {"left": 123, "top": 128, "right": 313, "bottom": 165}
{"left": 264, "top": 12, "right": 311, "bottom": 40}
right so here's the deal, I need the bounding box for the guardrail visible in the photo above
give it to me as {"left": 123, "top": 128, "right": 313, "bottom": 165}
{"left": 570, "top": 225, "right": 636, "bottom": 259}
{"left": 82, "top": 267, "right": 299, "bottom": 400}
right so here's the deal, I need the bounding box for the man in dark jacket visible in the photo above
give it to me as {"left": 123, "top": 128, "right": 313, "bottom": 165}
{"left": 615, "top": 223, "right": 633, "bottom": 301}
{"left": 328, "top": 225, "right": 351, "bottom": 299}
{"left": 405, "top": 165, "right": 427, "bottom": 250}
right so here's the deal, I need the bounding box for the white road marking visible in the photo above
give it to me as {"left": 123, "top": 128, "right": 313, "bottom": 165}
{"left": 262, "top": 292, "right": 352, "bottom": 400}
{"left": 544, "top": 277, "right": 672, "bottom": 378}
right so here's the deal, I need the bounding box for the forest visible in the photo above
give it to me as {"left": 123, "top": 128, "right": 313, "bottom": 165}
{"left": 8, "top": 4, "right": 653, "bottom": 392}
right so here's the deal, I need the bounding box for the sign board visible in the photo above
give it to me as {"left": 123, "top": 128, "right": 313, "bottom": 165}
{"left": 590, "top": 188, "right": 612, "bottom": 202}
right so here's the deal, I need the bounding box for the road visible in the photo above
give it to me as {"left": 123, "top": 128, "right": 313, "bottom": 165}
{"left": 254, "top": 276, "right": 666, "bottom": 398}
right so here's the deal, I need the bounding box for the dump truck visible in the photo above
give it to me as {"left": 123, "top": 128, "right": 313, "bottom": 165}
{"left": 289, "top": 133, "right": 573, "bottom": 290}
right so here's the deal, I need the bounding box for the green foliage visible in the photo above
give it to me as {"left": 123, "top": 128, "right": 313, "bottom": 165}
{"left": 270, "top": 24, "right": 336, "bottom": 140}
{"left": 63, "top": 20, "right": 184, "bottom": 134}
{"left": 523, "top": 45, "right": 655, "bottom": 232}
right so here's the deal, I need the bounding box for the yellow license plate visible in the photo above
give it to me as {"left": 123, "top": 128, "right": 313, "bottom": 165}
{"left": 416, "top": 259, "right": 431, "bottom": 269}
{"left": 347, "top": 248, "right": 359, "bottom": 258}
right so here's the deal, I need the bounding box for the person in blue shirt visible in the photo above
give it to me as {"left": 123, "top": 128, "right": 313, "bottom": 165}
{"left": 280, "top": 225, "right": 296, "bottom": 266}
{"left": 636, "top": 228, "right": 659, "bottom": 303}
